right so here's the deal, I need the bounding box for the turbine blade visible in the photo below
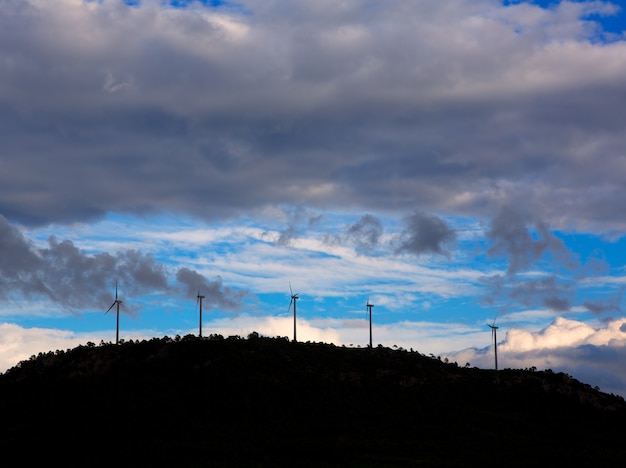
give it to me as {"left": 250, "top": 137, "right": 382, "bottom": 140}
{"left": 106, "top": 302, "right": 115, "bottom": 314}
{"left": 289, "top": 282, "right": 293, "bottom": 296}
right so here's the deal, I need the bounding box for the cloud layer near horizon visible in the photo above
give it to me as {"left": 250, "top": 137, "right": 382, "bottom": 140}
{"left": 1, "top": 0, "right": 625, "bottom": 233}
{"left": 3, "top": 315, "right": 626, "bottom": 397}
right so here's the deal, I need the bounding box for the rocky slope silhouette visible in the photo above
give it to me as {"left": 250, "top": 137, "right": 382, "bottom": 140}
{"left": 1, "top": 334, "right": 625, "bottom": 467}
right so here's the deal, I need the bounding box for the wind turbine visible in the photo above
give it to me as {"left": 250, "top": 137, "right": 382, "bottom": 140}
{"left": 487, "top": 315, "right": 499, "bottom": 371}
{"left": 366, "top": 298, "right": 374, "bottom": 348}
{"left": 105, "top": 281, "right": 122, "bottom": 345}
{"left": 196, "top": 291, "right": 205, "bottom": 338}
{"left": 288, "top": 283, "right": 299, "bottom": 342}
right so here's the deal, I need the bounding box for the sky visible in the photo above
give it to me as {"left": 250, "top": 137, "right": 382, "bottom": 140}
{"left": 1, "top": 0, "right": 626, "bottom": 396}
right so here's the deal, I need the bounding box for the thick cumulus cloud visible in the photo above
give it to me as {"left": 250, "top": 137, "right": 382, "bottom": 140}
{"left": 0, "top": 215, "right": 246, "bottom": 312}
{"left": 446, "top": 317, "right": 626, "bottom": 397}
{"left": 0, "top": 0, "right": 626, "bottom": 232}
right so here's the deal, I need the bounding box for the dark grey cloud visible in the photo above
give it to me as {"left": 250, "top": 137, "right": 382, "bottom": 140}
{"left": 481, "top": 208, "right": 582, "bottom": 313}
{"left": 486, "top": 207, "right": 580, "bottom": 274}
{"left": 321, "top": 211, "right": 453, "bottom": 257}
{"left": 394, "top": 211, "right": 456, "bottom": 257}
{"left": 509, "top": 276, "right": 573, "bottom": 312}
{"left": 0, "top": 215, "right": 246, "bottom": 312}
{"left": 319, "top": 213, "right": 383, "bottom": 252}
{"left": 0, "top": 221, "right": 168, "bottom": 310}
{"left": 584, "top": 286, "right": 624, "bottom": 317}
{"left": 479, "top": 274, "right": 573, "bottom": 313}
{"left": 272, "top": 207, "right": 323, "bottom": 246}
{"left": 39, "top": 236, "right": 169, "bottom": 311}
{"left": 0, "top": 1, "right": 625, "bottom": 233}
{"left": 0, "top": 215, "right": 41, "bottom": 279}
{"left": 543, "top": 296, "right": 571, "bottom": 313}
{"left": 175, "top": 267, "right": 248, "bottom": 310}
{"left": 482, "top": 207, "right": 621, "bottom": 315}
{"left": 276, "top": 225, "right": 298, "bottom": 247}
{"left": 346, "top": 214, "right": 383, "bottom": 252}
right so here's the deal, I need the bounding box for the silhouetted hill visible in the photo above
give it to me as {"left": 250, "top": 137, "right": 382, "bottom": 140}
{"left": 1, "top": 334, "right": 625, "bottom": 467}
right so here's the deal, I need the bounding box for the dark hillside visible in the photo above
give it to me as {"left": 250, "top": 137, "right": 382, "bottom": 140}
{"left": 1, "top": 335, "right": 625, "bottom": 467}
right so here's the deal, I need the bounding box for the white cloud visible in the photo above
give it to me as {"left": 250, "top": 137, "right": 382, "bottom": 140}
{"left": 0, "top": 323, "right": 99, "bottom": 373}
{"left": 502, "top": 316, "right": 597, "bottom": 351}
{"left": 445, "top": 317, "right": 626, "bottom": 397}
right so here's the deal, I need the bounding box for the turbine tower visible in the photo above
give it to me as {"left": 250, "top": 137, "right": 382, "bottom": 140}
{"left": 105, "top": 281, "right": 122, "bottom": 345}
{"left": 288, "top": 283, "right": 299, "bottom": 342}
{"left": 366, "top": 298, "right": 374, "bottom": 348}
{"left": 487, "top": 315, "right": 499, "bottom": 371}
{"left": 196, "top": 291, "right": 205, "bottom": 338}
